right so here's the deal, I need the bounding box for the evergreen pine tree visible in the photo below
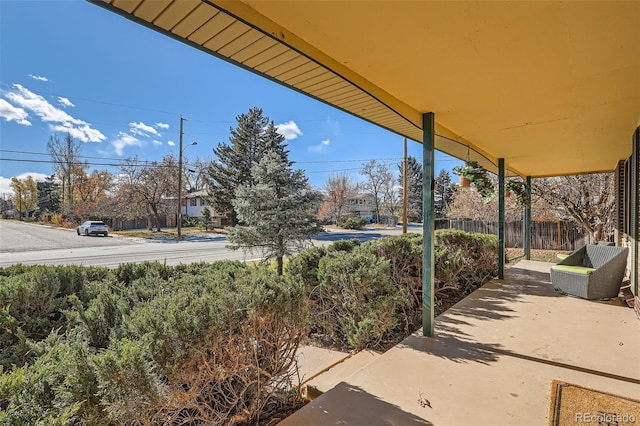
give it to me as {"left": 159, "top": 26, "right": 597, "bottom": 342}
{"left": 398, "top": 156, "right": 424, "bottom": 222}
{"left": 199, "top": 206, "right": 213, "bottom": 231}
{"left": 37, "top": 175, "right": 61, "bottom": 215}
{"left": 227, "top": 151, "right": 322, "bottom": 275}
{"left": 435, "top": 169, "right": 455, "bottom": 218}
{"left": 205, "top": 107, "right": 289, "bottom": 225}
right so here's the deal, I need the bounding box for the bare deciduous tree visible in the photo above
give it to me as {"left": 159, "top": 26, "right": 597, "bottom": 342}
{"left": 183, "top": 157, "right": 209, "bottom": 193}
{"left": 381, "top": 173, "right": 401, "bottom": 224}
{"left": 322, "top": 172, "right": 358, "bottom": 224}
{"left": 47, "top": 132, "right": 86, "bottom": 215}
{"left": 360, "top": 160, "right": 392, "bottom": 224}
{"left": 117, "top": 155, "right": 178, "bottom": 231}
{"left": 448, "top": 175, "right": 524, "bottom": 222}
{"left": 532, "top": 173, "right": 616, "bottom": 242}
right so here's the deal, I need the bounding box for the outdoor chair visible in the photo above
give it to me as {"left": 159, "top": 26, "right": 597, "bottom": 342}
{"left": 555, "top": 241, "right": 615, "bottom": 263}
{"left": 551, "top": 245, "right": 628, "bottom": 300}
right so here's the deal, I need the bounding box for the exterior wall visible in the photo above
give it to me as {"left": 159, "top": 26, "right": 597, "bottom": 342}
{"left": 344, "top": 194, "right": 376, "bottom": 220}
{"left": 617, "top": 127, "right": 639, "bottom": 319}
{"left": 181, "top": 190, "right": 227, "bottom": 227}
{"left": 632, "top": 128, "right": 639, "bottom": 317}
{"left": 182, "top": 196, "right": 206, "bottom": 218}
{"left": 181, "top": 190, "right": 210, "bottom": 218}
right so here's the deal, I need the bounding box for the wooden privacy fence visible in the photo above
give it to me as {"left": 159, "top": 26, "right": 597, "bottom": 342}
{"left": 106, "top": 216, "right": 170, "bottom": 231}
{"left": 435, "top": 219, "right": 588, "bottom": 251}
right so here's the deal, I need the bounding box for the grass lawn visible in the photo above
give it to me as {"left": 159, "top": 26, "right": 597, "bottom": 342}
{"left": 506, "top": 247, "right": 570, "bottom": 263}
{"left": 111, "top": 227, "right": 224, "bottom": 239}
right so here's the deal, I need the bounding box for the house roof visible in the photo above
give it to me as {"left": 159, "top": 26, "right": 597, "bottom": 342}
{"left": 93, "top": 0, "right": 640, "bottom": 177}
{"left": 184, "top": 189, "right": 208, "bottom": 198}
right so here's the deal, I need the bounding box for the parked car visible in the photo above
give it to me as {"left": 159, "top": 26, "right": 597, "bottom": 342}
{"left": 77, "top": 221, "right": 109, "bottom": 237}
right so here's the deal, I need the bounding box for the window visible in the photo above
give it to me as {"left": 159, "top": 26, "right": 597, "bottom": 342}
{"left": 190, "top": 198, "right": 197, "bottom": 207}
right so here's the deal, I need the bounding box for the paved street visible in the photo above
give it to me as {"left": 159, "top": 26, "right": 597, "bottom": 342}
{"left": 0, "top": 219, "right": 134, "bottom": 253}
{"left": 0, "top": 220, "right": 415, "bottom": 268}
{"left": 0, "top": 220, "right": 260, "bottom": 267}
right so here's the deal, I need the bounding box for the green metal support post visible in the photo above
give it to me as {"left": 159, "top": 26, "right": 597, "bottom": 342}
{"left": 422, "top": 112, "right": 435, "bottom": 337}
{"left": 524, "top": 176, "right": 532, "bottom": 260}
{"left": 498, "top": 158, "right": 505, "bottom": 279}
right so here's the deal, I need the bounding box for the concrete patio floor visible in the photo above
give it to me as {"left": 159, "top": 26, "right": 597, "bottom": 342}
{"left": 281, "top": 260, "right": 640, "bottom": 425}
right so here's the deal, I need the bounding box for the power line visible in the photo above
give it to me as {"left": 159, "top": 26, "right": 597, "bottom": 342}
{"left": 0, "top": 149, "right": 157, "bottom": 163}
{"left": 295, "top": 157, "right": 401, "bottom": 164}
{"left": 0, "top": 149, "right": 412, "bottom": 166}
{"left": 0, "top": 157, "right": 179, "bottom": 169}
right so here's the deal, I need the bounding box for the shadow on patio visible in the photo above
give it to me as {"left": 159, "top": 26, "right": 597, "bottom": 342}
{"left": 281, "top": 260, "right": 639, "bottom": 425}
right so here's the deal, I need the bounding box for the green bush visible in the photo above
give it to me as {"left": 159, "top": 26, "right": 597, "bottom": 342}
{"left": 327, "top": 238, "right": 361, "bottom": 253}
{"left": 0, "top": 333, "right": 103, "bottom": 425}
{"left": 316, "top": 248, "right": 413, "bottom": 350}
{"left": 0, "top": 261, "right": 307, "bottom": 425}
{"left": 288, "top": 230, "right": 498, "bottom": 351}
{"left": 0, "top": 265, "right": 108, "bottom": 370}
{"left": 286, "top": 239, "right": 362, "bottom": 343}
{"left": 112, "top": 261, "right": 177, "bottom": 286}
{"left": 434, "top": 230, "right": 498, "bottom": 300}
{"left": 363, "top": 233, "right": 423, "bottom": 327}
{"left": 337, "top": 216, "right": 367, "bottom": 230}
{"left": 97, "top": 264, "right": 306, "bottom": 424}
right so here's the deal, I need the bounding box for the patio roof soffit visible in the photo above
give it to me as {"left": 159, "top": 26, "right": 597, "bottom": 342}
{"left": 92, "top": 0, "right": 640, "bottom": 179}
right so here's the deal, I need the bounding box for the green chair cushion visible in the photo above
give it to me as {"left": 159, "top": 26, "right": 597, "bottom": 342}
{"left": 556, "top": 253, "right": 569, "bottom": 261}
{"left": 551, "top": 265, "right": 596, "bottom": 275}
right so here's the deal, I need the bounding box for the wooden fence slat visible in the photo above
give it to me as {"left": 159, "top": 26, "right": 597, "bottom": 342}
{"left": 435, "top": 219, "right": 587, "bottom": 251}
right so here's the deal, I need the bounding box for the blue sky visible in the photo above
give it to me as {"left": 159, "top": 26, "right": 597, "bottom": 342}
{"left": 0, "top": 0, "right": 459, "bottom": 195}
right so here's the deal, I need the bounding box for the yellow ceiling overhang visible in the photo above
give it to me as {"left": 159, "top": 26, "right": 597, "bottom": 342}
{"left": 92, "top": 0, "right": 640, "bottom": 178}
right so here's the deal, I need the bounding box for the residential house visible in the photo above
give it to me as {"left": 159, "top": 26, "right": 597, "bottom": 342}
{"left": 344, "top": 193, "right": 376, "bottom": 222}
{"left": 181, "top": 190, "right": 228, "bottom": 228}
{"left": 181, "top": 189, "right": 208, "bottom": 219}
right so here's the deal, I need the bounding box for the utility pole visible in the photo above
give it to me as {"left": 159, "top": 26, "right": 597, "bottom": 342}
{"left": 177, "top": 115, "right": 197, "bottom": 240}
{"left": 177, "top": 115, "right": 185, "bottom": 239}
{"left": 403, "top": 137, "right": 408, "bottom": 233}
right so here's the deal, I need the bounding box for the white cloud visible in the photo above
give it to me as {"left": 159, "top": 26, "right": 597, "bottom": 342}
{"left": 0, "top": 173, "right": 49, "bottom": 195}
{"left": 155, "top": 122, "right": 169, "bottom": 129}
{"left": 0, "top": 99, "right": 31, "bottom": 126}
{"left": 152, "top": 139, "right": 163, "bottom": 147}
{"left": 57, "top": 97, "right": 74, "bottom": 108}
{"left": 50, "top": 123, "right": 105, "bottom": 143}
{"left": 276, "top": 120, "right": 303, "bottom": 140}
{"left": 112, "top": 132, "right": 142, "bottom": 156}
{"left": 308, "top": 139, "right": 330, "bottom": 153}
{"left": 29, "top": 74, "right": 49, "bottom": 82}
{"left": 129, "top": 121, "right": 160, "bottom": 137}
{"left": 4, "top": 84, "right": 105, "bottom": 142}
{"left": 167, "top": 140, "right": 176, "bottom": 146}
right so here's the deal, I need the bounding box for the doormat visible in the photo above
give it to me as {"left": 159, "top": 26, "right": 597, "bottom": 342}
{"left": 548, "top": 380, "right": 640, "bottom": 425}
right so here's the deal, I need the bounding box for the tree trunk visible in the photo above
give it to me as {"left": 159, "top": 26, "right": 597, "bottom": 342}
{"left": 152, "top": 206, "right": 161, "bottom": 232}
{"left": 146, "top": 205, "right": 153, "bottom": 230}
{"left": 277, "top": 256, "right": 283, "bottom": 276}
{"left": 276, "top": 234, "right": 284, "bottom": 275}
{"left": 594, "top": 223, "right": 603, "bottom": 242}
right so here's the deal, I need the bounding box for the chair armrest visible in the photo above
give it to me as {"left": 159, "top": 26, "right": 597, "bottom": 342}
{"left": 557, "top": 246, "right": 586, "bottom": 266}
